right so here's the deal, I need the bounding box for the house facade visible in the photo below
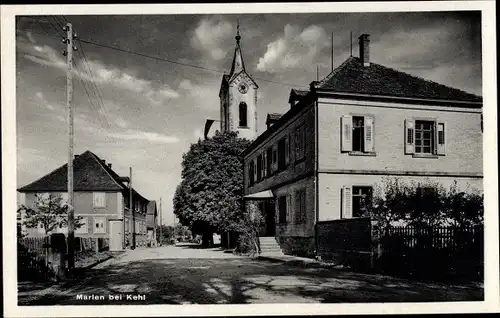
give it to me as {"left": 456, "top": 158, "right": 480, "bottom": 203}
{"left": 242, "top": 34, "right": 483, "bottom": 257}
{"left": 17, "top": 150, "right": 150, "bottom": 251}
{"left": 146, "top": 200, "right": 158, "bottom": 246}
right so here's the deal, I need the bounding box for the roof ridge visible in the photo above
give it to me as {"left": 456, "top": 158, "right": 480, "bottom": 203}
{"left": 316, "top": 56, "right": 357, "bottom": 88}
{"left": 17, "top": 161, "right": 68, "bottom": 192}
{"left": 370, "top": 60, "right": 482, "bottom": 99}
{"left": 88, "top": 151, "right": 128, "bottom": 191}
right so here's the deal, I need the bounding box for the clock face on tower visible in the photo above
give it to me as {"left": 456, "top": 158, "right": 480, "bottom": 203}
{"left": 238, "top": 83, "right": 248, "bottom": 94}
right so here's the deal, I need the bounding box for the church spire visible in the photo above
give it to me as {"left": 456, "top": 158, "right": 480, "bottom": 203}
{"left": 229, "top": 20, "right": 245, "bottom": 77}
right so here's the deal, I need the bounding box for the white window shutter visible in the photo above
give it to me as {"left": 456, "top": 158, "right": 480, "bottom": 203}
{"left": 437, "top": 121, "right": 446, "bottom": 155}
{"left": 404, "top": 119, "right": 415, "bottom": 154}
{"left": 342, "top": 186, "right": 352, "bottom": 219}
{"left": 364, "top": 116, "right": 374, "bottom": 152}
{"left": 341, "top": 115, "right": 352, "bottom": 152}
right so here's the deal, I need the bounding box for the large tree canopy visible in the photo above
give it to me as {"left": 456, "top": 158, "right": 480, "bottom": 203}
{"left": 173, "top": 131, "right": 252, "bottom": 241}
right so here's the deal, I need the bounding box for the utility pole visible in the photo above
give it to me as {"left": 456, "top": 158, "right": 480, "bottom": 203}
{"left": 64, "top": 22, "right": 77, "bottom": 273}
{"left": 130, "top": 167, "right": 135, "bottom": 249}
{"left": 159, "top": 197, "right": 162, "bottom": 246}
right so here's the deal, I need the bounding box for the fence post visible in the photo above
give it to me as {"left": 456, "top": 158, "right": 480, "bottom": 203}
{"left": 49, "top": 233, "right": 67, "bottom": 280}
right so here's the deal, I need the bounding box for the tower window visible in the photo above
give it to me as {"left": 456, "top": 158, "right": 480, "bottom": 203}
{"left": 239, "top": 102, "right": 248, "bottom": 127}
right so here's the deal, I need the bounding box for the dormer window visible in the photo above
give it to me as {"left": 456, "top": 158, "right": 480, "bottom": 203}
{"left": 239, "top": 102, "right": 248, "bottom": 127}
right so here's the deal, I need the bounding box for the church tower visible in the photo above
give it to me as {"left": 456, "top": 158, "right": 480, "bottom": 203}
{"left": 219, "top": 23, "right": 259, "bottom": 140}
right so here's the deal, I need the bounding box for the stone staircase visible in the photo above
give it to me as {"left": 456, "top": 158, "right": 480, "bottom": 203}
{"left": 259, "top": 236, "right": 284, "bottom": 256}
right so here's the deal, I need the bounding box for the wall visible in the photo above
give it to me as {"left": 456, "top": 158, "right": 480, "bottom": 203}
{"left": 244, "top": 103, "right": 316, "bottom": 195}
{"left": 317, "top": 97, "right": 483, "bottom": 175}
{"left": 22, "top": 191, "right": 121, "bottom": 238}
{"left": 273, "top": 176, "right": 316, "bottom": 257}
{"left": 318, "top": 173, "right": 483, "bottom": 221}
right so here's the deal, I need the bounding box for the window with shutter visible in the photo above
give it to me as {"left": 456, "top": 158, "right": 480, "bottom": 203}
{"left": 437, "top": 122, "right": 446, "bottom": 155}
{"left": 278, "top": 137, "right": 286, "bottom": 171}
{"left": 342, "top": 186, "right": 352, "bottom": 219}
{"left": 415, "top": 120, "right": 435, "bottom": 154}
{"left": 94, "top": 217, "right": 106, "bottom": 233}
{"left": 341, "top": 115, "right": 352, "bottom": 152}
{"left": 295, "top": 192, "right": 301, "bottom": 222}
{"left": 405, "top": 119, "right": 415, "bottom": 154}
{"left": 295, "top": 124, "right": 305, "bottom": 161}
{"left": 278, "top": 196, "right": 287, "bottom": 223}
{"left": 266, "top": 147, "right": 273, "bottom": 176}
{"left": 93, "top": 192, "right": 106, "bottom": 208}
{"left": 364, "top": 116, "right": 374, "bottom": 152}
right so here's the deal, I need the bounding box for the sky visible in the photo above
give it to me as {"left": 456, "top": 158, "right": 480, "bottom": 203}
{"left": 15, "top": 11, "right": 482, "bottom": 226}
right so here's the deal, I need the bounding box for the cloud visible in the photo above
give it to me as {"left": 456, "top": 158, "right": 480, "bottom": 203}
{"left": 114, "top": 117, "right": 129, "bottom": 129}
{"left": 80, "top": 60, "right": 180, "bottom": 105}
{"left": 108, "top": 129, "right": 180, "bottom": 144}
{"left": 257, "top": 24, "right": 328, "bottom": 73}
{"left": 191, "top": 17, "right": 233, "bottom": 60}
{"left": 22, "top": 42, "right": 180, "bottom": 108}
{"left": 35, "top": 91, "right": 55, "bottom": 110}
{"left": 179, "top": 79, "right": 194, "bottom": 90}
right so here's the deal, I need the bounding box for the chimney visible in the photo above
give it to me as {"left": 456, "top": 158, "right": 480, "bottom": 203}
{"left": 102, "top": 159, "right": 106, "bottom": 165}
{"left": 358, "top": 34, "right": 370, "bottom": 67}
{"left": 108, "top": 163, "right": 112, "bottom": 169}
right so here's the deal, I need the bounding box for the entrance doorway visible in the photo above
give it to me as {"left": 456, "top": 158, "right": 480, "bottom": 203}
{"left": 109, "top": 220, "right": 123, "bottom": 251}
{"left": 264, "top": 201, "right": 276, "bottom": 236}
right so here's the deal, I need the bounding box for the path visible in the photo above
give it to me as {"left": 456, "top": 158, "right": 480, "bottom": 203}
{"left": 18, "top": 243, "right": 483, "bottom": 305}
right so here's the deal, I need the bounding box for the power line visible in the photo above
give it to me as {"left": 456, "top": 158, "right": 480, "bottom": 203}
{"left": 76, "top": 38, "right": 306, "bottom": 88}
{"left": 75, "top": 38, "right": 111, "bottom": 128}
{"left": 17, "top": 21, "right": 306, "bottom": 88}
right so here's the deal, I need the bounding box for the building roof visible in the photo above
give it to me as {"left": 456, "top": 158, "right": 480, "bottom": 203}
{"left": 18, "top": 150, "right": 149, "bottom": 201}
{"left": 315, "top": 56, "right": 482, "bottom": 102}
{"left": 288, "top": 89, "right": 309, "bottom": 103}
{"left": 266, "top": 113, "right": 283, "bottom": 121}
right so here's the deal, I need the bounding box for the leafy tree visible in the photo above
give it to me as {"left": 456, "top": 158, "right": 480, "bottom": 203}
{"left": 157, "top": 225, "right": 175, "bottom": 244}
{"left": 17, "top": 193, "right": 83, "bottom": 235}
{"left": 173, "top": 131, "right": 252, "bottom": 247}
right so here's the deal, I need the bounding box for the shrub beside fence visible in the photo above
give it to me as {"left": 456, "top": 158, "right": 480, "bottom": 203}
{"left": 18, "top": 236, "right": 112, "bottom": 281}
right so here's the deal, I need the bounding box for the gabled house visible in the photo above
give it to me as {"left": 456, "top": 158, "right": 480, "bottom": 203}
{"left": 17, "top": 150, "right": 150, "bottom": 251}
{"left": 242, "top": 33, "right": 483, "bottom": 257}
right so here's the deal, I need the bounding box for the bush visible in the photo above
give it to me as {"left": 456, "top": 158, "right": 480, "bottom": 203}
{"left": 367, "top": 178, "right": 483, "bottom": 232}
{"left": 234, "top": 201, "right": 263, "bottom": 256}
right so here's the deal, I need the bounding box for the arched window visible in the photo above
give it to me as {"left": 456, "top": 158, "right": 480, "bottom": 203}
{"left": 239, "top": 102, "right": 248, "bottom": 127}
